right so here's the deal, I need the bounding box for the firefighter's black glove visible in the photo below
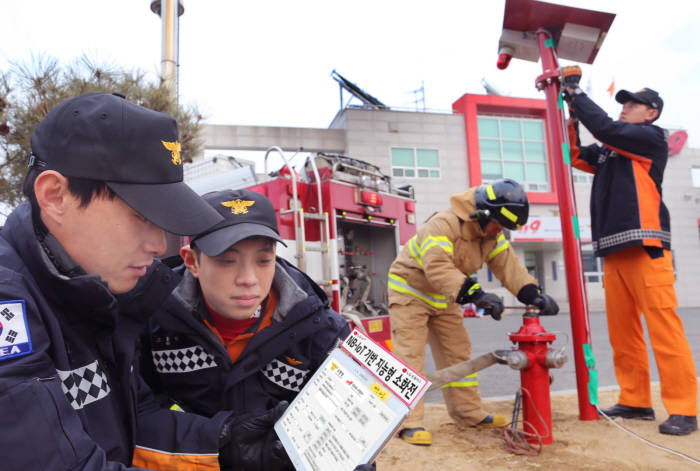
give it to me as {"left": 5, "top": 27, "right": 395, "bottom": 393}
{"left": 219, "top": 401, "right": 293, "bottom": 471}
{"left": 533, "top": 293, "right": 559, "bottom": 316}
{"left": 456, "top": 277, "right": 481, "bottom": 305}
{"left": 517, "top": 284, "right": 559, "bottom": 316}
{"left": 473, "top": 291, "right": 504, "bottom": 320}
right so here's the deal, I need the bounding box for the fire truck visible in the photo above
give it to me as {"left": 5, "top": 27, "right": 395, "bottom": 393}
{"left": 183, "top": 146, "right": 418, "bottom": 350}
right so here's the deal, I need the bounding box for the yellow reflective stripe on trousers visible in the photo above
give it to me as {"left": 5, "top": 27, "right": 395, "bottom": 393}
{"left": 487, "top": 234, "right": 509, "bottom": 261}
{"left": 387, "top": 273, "right": 448, "bottom": 309}
{"left": 407, "top": 235, "right": 454, "bottom": 268}
{"left": 441, "top": 372, "right": 479, "bottom": 388}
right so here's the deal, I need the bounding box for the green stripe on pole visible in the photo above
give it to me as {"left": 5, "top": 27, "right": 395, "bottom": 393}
{"left": 572, "top": 215, "right": 581, "bottom": 239}
{"left": 562, "top": 141, "right": 571, "bottom": 165}
{"left": 583, "top": 344, "right": 599, "bottom": 405}
{"left": 558, "top": 92, "right": 564, "bottom": 110}
{"left": 545, "top": 37, "right": 556, "bottom": 48}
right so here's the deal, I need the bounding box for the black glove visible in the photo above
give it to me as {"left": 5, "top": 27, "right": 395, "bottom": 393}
{"left": 471, "top": 291, "right": 504, "bottom": 321}
{"left": 456, "top": 276, "right": 482, "bottom": 305}
{"left": 532, "top": 293, "right": 559, "bottom": 316}
{"left": 517, "top": 284, "right": 559, "bottom": 316}
{"left": 219, "top": 401, "right": 293, "bottom": 471}
{"left": 354, "top": 463, "right": 377, "bottom": 470}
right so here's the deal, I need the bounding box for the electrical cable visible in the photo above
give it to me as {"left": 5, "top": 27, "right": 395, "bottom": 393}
{"left": 596, "top": 407, "right": 700, "bottom": 465}
{"left": 502, "top": 387, "right": 548, "bottom": 456}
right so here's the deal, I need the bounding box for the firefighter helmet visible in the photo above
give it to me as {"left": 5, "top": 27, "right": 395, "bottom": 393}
{"left": 473, "top": 179, "right": 529, "bottom": 230}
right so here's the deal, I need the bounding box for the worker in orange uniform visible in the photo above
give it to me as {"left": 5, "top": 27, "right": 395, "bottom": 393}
{"left": 564, "top": 66, "right": 698, "bottom": 436}
{"left": 388, "top": 178, "right": 559, "bottom": 445}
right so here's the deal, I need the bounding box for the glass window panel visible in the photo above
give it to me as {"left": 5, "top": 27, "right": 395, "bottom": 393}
{"left": 416, "top": 149, "right": 439, "bottom": 168}
{"left": 404, "top": 169, "right": 415, "bottom": 177}
{"left": 429, "top": 170, "right": 440, "bottom": 178}
{"left": 481, "top": 161, "right": 502, "bottom": 179}
{"left": 692, "top": 168, "right": 700, "bottom": 188}
{"left": 391, "top": 148, "right": 414, "bottom": 166}
{"left": 500, "top": 120, "right": 521, "bottom": 139}
{"left": 504, "top": 162, "right": 524, "bottom": 180}
{"left": 582, "top": 251, "right": 598, "bottom": 272}
{"left": 526, "top": 163, "right": 547, "bottom": 181}
{"left": 478, "top": 117, "right": 499, "bottom": 138}
{"left": 479, "top": 139, "right": 500, "bottom": 160}
{"left": 524, "top": 142, "right": 545, "bottom": 161}
{"left": 502, "top": 141, "right": 523, "bottom": 161}
{"left": 418, "top": 169, "right": 429, "bottom": 178}
{"left": 523, "top": 121, "right": 544, "bottom": 140}
{"left": 392, "top": 168, "right": 403, "bottom": 177}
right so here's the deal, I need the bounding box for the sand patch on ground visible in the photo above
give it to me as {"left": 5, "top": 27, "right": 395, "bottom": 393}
{"left": 376, "top": 386, "right": 700, "bottom": 470}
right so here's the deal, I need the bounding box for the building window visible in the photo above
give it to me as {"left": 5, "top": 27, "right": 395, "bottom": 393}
{"left": 582, "top": 248, "right": 603, "bottom": 283}
{"left": 573, "top": 168, "right": 594, "bottom": 183}
{"left": 477, "top": 116, "right": 549, "bottom": 192}
{"left": 391, "top": 148, "right": 440, "bottom": 179}
{"left": 691, "top": 168, "right": 700, "bottom": 188}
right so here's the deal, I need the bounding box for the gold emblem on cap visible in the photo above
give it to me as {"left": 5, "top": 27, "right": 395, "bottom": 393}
{"left": 221, "top": 199, "right": 255, "bottom": 214}
{"left": 161, "top": 140, "right": 182, "bottom": 165}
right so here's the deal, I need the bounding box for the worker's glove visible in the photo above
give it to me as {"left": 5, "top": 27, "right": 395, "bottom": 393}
{"left": 517, "top": 284, "right": 559, "bottom": 316}
{"left": 219, "top": 401, "right": 293, "bottom": 471}
{"left": 561, "top": 65, "right": 582, "bottom": 103}
{"left": 472, "top": 291, "right": 505, "bottom": 321}
{"left": 561, "top": 65, "right": 582, "bottom": 90}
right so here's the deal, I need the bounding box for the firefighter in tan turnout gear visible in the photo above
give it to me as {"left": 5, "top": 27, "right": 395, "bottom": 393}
{"left": 388, "top": 178, "right": 559, "bottom": 446}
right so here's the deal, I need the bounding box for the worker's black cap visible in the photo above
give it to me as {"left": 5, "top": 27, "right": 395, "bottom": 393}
{"left": 29, "top": 93, "right": 223, "bottom": 235}
{"left": 615, "top": 88, "right": 663, "bottom": 116}
{"left": 191, "top": 189, "right": 287, "bottom": 257}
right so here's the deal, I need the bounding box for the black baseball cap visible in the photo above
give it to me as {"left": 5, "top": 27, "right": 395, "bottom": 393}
{"left": 615, "top": 88, "right": 663, "bottom": 116}
{"left": 29, "top": 93, "right": 223, "bottom": 235}
{"left": 191, "top": 189, "right": 287, "bottom": 257}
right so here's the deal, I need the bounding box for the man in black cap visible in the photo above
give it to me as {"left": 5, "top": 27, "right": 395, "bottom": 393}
{"left": 139, "top": 188, "right": 375, "bottom": 470}
{"left": 563, "top": 72, "right": 698, "bottom": 436}
{"left": 0, "top": 93, "right": 293, "bottom": 469}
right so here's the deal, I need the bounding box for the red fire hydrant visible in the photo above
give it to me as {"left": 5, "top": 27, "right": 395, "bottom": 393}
{"left": 506, "top": 308, "right": 567, "bottom": 445}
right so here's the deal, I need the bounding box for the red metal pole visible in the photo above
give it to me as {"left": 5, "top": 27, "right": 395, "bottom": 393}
{"left": 535, "top": 30, "right": 597, "bottom": 421}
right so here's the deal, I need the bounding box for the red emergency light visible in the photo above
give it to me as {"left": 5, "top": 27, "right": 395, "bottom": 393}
{"left": 359, "top": 189, "right": 383, "bottom": 207}
{"left": 405, "top": 201, "right": 415, "bottom": 212}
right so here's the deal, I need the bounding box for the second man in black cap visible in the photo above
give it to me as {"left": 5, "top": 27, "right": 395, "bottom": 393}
{"left": 140, "top": 188, "right": 376, "bottom": 470}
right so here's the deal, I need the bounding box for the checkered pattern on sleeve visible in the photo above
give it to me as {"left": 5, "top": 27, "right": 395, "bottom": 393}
{"left": 262, "top": 358, "right": 309, "bottom": 392}
{"left": 151, "top": 345, "right": 217, "bottom": 373}
{"left": 56, "top": 360, "right": 111, "bottom": 410}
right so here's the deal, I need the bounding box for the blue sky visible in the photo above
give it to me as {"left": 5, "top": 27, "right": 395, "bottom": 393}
{"left": 3, "top": 0, "right": 700, "bottom": 147}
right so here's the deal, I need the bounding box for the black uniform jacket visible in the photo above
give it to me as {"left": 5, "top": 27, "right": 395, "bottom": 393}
{"left": 140, "top": 257, "right": 351, "bottom": 417}
{"left": 0, "top": 202, "right": 226, "bottom": 470}
{"left": 568, "top": 92, "right": 671, "bottom": 257}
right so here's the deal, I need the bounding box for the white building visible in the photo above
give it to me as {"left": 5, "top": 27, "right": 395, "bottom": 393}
{"left": 199, "top": 92, "right": 700, "bottom": 312}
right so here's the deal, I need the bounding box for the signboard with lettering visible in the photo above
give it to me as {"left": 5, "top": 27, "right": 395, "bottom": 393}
{"left": 511, "top": 216, "right": 591, "bottom": 242}
{"left": 275, "top": 329, "right": 430, "bottom": 470}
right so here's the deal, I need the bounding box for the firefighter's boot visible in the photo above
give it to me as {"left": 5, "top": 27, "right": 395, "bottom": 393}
{"left": 399, "top": 427, "right": 432, "bottom": 446}
{"left": 473, "top": 413, "right": 507, "bottom": 428}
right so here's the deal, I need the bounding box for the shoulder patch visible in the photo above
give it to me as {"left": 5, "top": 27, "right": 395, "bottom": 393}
{"left": 0, "top": 300, "right": 33, "bottom": 361}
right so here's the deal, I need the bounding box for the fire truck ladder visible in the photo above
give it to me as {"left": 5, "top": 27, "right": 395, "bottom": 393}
{"left": 264, "top": 147, "right": 332, "bottom": 291}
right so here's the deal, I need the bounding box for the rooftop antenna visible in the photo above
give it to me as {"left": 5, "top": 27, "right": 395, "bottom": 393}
{"left": 331, "top": 70, "right": 388, "bottom": 110}
{"left": 408, "top": 80, "right": 426, "bottom": 111}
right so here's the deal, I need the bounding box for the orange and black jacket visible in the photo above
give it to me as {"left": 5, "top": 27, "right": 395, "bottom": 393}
{"left": 568, "top": 92, "right": 671, "bottom": 257}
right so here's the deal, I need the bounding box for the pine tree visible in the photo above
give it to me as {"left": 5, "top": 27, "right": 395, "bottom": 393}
{"left": 0, "top": 54, "right": 203, "bottom": 214}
